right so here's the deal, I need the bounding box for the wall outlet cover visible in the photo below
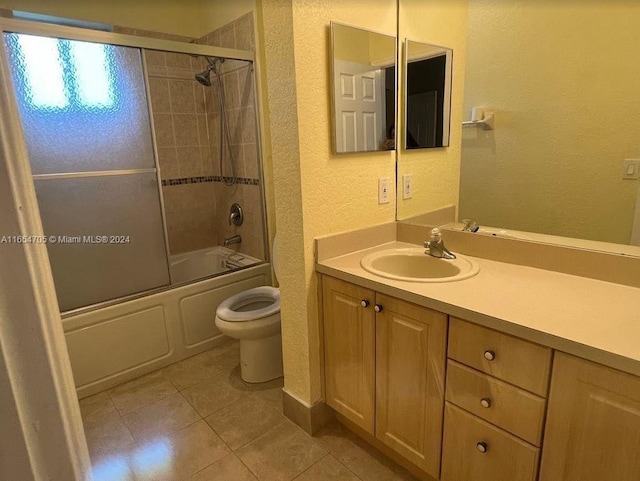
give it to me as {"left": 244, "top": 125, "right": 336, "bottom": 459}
{"left": 403, "top": 174, "right": 413, "bottom": 200}
{"left": 378, "top": 177, "right": 390, "bottom": 204}
{"left": 623, "top": 159, "right": 640, "bottom": 180}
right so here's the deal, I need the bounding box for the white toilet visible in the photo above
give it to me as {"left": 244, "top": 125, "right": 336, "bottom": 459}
{"left": 214, "top": 238, "right": 282, "bottom": 383}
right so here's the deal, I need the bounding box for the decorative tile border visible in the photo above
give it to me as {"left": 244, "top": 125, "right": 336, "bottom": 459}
{"left": 161, "top": 176, "right": 260, "bottom": 186}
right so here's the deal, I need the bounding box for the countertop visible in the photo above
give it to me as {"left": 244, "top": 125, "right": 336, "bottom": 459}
{"left": 316, "top": 240, "right": 640, "bottom": 377}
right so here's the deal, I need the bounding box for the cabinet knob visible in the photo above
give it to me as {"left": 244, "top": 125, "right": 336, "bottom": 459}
{"left": 476, "top": 442, "right": 488, "bottom": 453}
{"left": 374, "top": 304, "right": 383, "bottom": 313}
{"left": 483, "top": 350, "right": 496, "bottom": 361}
{"left": 480, "top": 398, "right": 492, "bottom": 408}
{"left": 360, "top": 300, "right": 370, "bottom": 308}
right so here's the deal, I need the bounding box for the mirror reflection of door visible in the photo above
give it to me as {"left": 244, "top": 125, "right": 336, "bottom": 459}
{"left": 404, "top": 40, "right": 452, "bottom": 149}
{"left": 330, "top": 22, "right": 397, "bottom": 154}
{"left": 333, "top": 60, "right": 385, "bottom": 152}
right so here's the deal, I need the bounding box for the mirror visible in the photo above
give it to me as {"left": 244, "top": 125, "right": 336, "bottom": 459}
{"left": 330, "top": 22, "right": 396, "bottom": 154}
{"left": 405, "top": 40, "right": 452, "bottom": 149}
{"left": 397, "top": 1, "right": 640, "bottom": 255}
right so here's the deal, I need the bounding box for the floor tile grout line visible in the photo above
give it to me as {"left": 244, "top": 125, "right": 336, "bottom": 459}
{"left": 205, "top": 408, "right": 289, "bottom": 453}
{"left": 330, "top": 453, "right": 366, "bottom": 481}
{"left": 234, "top": 450, "right": 261, "bottom": 481}
{"left": 181, "top": 426, "right": 235, "bottom": 481}
{"left": 289, "top": 452, "right": 331, "bottom": 481}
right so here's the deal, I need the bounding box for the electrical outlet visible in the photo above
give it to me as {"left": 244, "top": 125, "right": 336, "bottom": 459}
{"left": 403, "top": 174, "right": 413, "bottom": 199}
{"left": 623, "top": 159, "right": 640, "bottom": 180}
{"left": 378, "top": 177, "right": 390, "bottom": 204}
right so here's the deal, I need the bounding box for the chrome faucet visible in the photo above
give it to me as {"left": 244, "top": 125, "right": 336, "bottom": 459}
{"left": 223, "top": 234, "right": 242, "bottom": 246}
{"left": 462, "top": 218, "right": 480, "bottom": 232}
{"left": 424, "top": 228, "right": 456, "bottom": 259}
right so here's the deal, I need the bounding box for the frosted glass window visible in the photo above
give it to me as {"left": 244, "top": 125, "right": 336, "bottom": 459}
{"left": 34, "top": 174, "right": 170, "bottom": 311}
{"left": 69, "top": 41, "right": 114, "bottom": 108}
{"left": 15, "top": 34, "right": 68, "bottom": 109}
{"left": 4, "top": 33, "right": 155, "bottom": 174}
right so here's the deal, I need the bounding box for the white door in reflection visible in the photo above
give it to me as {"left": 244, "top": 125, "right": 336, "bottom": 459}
{"left": 333, "top": 60, "right": 385, "bottom": 153}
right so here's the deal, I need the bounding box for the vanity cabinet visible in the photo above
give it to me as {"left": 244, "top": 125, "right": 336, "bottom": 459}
{"left": 320, "top": 274, "right": 640, "bottom": 481}
{"left": 539, "top": 353, "right": 640, "bottom": 481}
{"left": 375, "top": 293, "right": 447, "bottom": 475}
{"left": 322, "top": 276, "right": 375, "bottom": 433}
{"left": 322, "top": 275, "right": 447, "bottom": 479}
{"left": 441, "top": 319, "right": 552, "bottom": 481}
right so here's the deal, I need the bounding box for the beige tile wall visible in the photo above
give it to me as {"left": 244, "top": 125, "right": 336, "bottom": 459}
{"left": 198, "top": 12, "right": 266, "bottom": 261}
{"left": 118, "top": 18, "right": 265, "bottom": 260}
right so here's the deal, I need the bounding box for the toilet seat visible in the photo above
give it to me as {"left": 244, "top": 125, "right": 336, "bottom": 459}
{"left": 216, "top": 286, "right": 280, "bottom": 322}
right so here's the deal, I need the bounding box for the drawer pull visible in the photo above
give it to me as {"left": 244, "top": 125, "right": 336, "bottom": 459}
{"left": 374, "top": 304, "right": 383, "bottom": 313}
{"left": 480, "top": 397, "right": 492, "bottom": 408}
{"left": 360, "top": 300, "right": 370, "bottom": 308}
{"left": 483, "top": 350, "right": 496, "bottom": 361}
{"left": 476, "top": 441, "right": 489, "bottom": 453}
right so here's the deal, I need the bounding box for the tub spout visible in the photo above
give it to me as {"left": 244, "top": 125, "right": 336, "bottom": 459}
{"left": 224, "top": 234, "right": 242, "bottom": 246}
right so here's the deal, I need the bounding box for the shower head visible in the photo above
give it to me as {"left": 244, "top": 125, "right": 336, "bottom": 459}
{"left": 194, "top": 56, "right": 225, "bottom": 86}
{"left": 195, "top": 68, "right": 212, "bottom": 86}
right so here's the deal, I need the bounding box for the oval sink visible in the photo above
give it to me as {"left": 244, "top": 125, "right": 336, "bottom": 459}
{"left": 360, "top": 248, "right": 479, "bottom": 283}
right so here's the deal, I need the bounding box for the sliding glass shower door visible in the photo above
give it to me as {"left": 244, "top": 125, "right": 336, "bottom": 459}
{"left": 4, "top": 32, "right": 170, "bottom": 311}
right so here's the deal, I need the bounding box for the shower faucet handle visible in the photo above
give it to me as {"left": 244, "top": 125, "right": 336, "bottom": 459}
{"left": 229, "top": 203, "right": 243, "bottom": 226}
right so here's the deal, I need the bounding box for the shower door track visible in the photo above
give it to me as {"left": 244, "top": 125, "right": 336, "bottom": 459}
{"left": 0, "top": 17, "right": 255, "bottom": 63}
{"left": 32, "top": 169, "right": 157, "bottom": 180}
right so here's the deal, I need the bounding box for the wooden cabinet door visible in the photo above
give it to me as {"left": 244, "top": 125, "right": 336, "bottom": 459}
{"left": 540, "top": 353, "right": 640, "bottom": 481}
{"left": 322, "top": 276, "right": 375, "bottom": 434}
{"left": 375, "top": 293, "right": 447, "bottom": 478}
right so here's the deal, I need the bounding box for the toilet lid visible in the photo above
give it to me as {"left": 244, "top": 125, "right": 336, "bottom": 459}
{"left": 216, "top": 286, "right": 280, "bottom": 322}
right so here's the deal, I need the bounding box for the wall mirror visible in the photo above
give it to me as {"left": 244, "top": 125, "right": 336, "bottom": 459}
{"left": 397, "top": 1, "right": 640, "bottom": 256}
{"left": 404, "top": 40, "right": 452, "bottom": 149}
{"left": 330, "top": 22, "right": 396, "bottom": 154}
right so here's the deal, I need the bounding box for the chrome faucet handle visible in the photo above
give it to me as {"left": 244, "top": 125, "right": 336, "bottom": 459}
{"left": 424, "top": 228, "right": 456, "bottom": 259}
{"left": 229, "top": 203, "right": 243, "bottom": 226}
{"left": 462, "top": 218, "right": 479, "bottom": 232}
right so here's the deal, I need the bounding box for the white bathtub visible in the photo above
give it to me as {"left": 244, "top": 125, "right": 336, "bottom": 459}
{"left": 63, "top": 253, "right": 270, "bottom": 398}
{"left": 170, "top": 246, "right": 262, "bottom": 285}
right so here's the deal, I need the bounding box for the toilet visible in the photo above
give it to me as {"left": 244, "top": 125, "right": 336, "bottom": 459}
{"left": 214, "top": 237, "right": 282, "bottom": 383}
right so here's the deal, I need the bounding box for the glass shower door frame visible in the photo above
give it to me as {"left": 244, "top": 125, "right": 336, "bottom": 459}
{"left": 0, "top": 16, "right": 260, "bottom": 314}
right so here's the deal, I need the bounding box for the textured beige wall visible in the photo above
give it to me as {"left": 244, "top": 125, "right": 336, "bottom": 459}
{"left": 295, "top": 0, "right": 397, "bottom": 403}
{"left": 0, "top": 0, "right": 203, "bottom": 37}
{"left": 459, "top": 1, "right": 640, "bottom": 244}
{"left": 258, "top": 0, "right": 309, "bottom": 401}
{"left": 259, "top": 0, "right": 396, "bottom": 404}
{"left": 396, "top": 0, "right": 468, "bottom": 220}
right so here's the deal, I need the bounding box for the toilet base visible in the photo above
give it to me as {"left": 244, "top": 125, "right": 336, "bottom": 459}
{"left": 239, "top": 333, "right": 283, "bottom": 383}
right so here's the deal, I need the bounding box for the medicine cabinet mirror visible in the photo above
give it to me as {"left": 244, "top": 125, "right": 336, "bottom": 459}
{"left": 330, "top": 22, "right": 396, "bottom": 154}
{"left": 404, "top": 39, "right": 452, "bottom": 149}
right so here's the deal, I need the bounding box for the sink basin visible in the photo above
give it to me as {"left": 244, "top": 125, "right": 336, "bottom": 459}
{"left": 360, "top": 248, "right": 479, "bottom": 282}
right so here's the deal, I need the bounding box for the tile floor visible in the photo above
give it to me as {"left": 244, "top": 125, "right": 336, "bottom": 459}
{"left": 80, "top": 339, "right": 419, "bottom": 481}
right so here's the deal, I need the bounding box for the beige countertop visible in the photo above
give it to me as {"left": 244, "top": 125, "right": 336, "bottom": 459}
{"left": 316, "top": 240, "right": 640, "bottom": 377}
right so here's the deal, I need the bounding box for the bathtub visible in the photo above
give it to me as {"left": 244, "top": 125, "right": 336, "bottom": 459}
{"left": 170, "top": 246, "right": 262, "bottom": 285}
{"left": 62, "top": 248, "right": 270, "bottom": 398}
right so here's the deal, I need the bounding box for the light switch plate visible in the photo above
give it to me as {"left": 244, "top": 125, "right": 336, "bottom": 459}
{"left": 403, "top": 174, "right": 413, "bottom": 199}
{"left": 623, "top": 159, "right": 640, "bottom": 179}
{"left": 378, "top": 177, "right": 390, "bottom": 204}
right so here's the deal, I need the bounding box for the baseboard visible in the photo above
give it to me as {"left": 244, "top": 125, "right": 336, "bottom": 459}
{"left": 282, "top": 389, "right": 334, "bottom": 435}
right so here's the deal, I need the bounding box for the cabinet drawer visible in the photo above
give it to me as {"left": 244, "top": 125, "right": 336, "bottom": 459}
{"left": 442, "top": 402, "right": 539, "bottom": 481}
{"left": 445, "top": 360, "right": 546, "bottom": 445}
{"left": 448, "top": 318, "right": 552, "bottom": 396}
